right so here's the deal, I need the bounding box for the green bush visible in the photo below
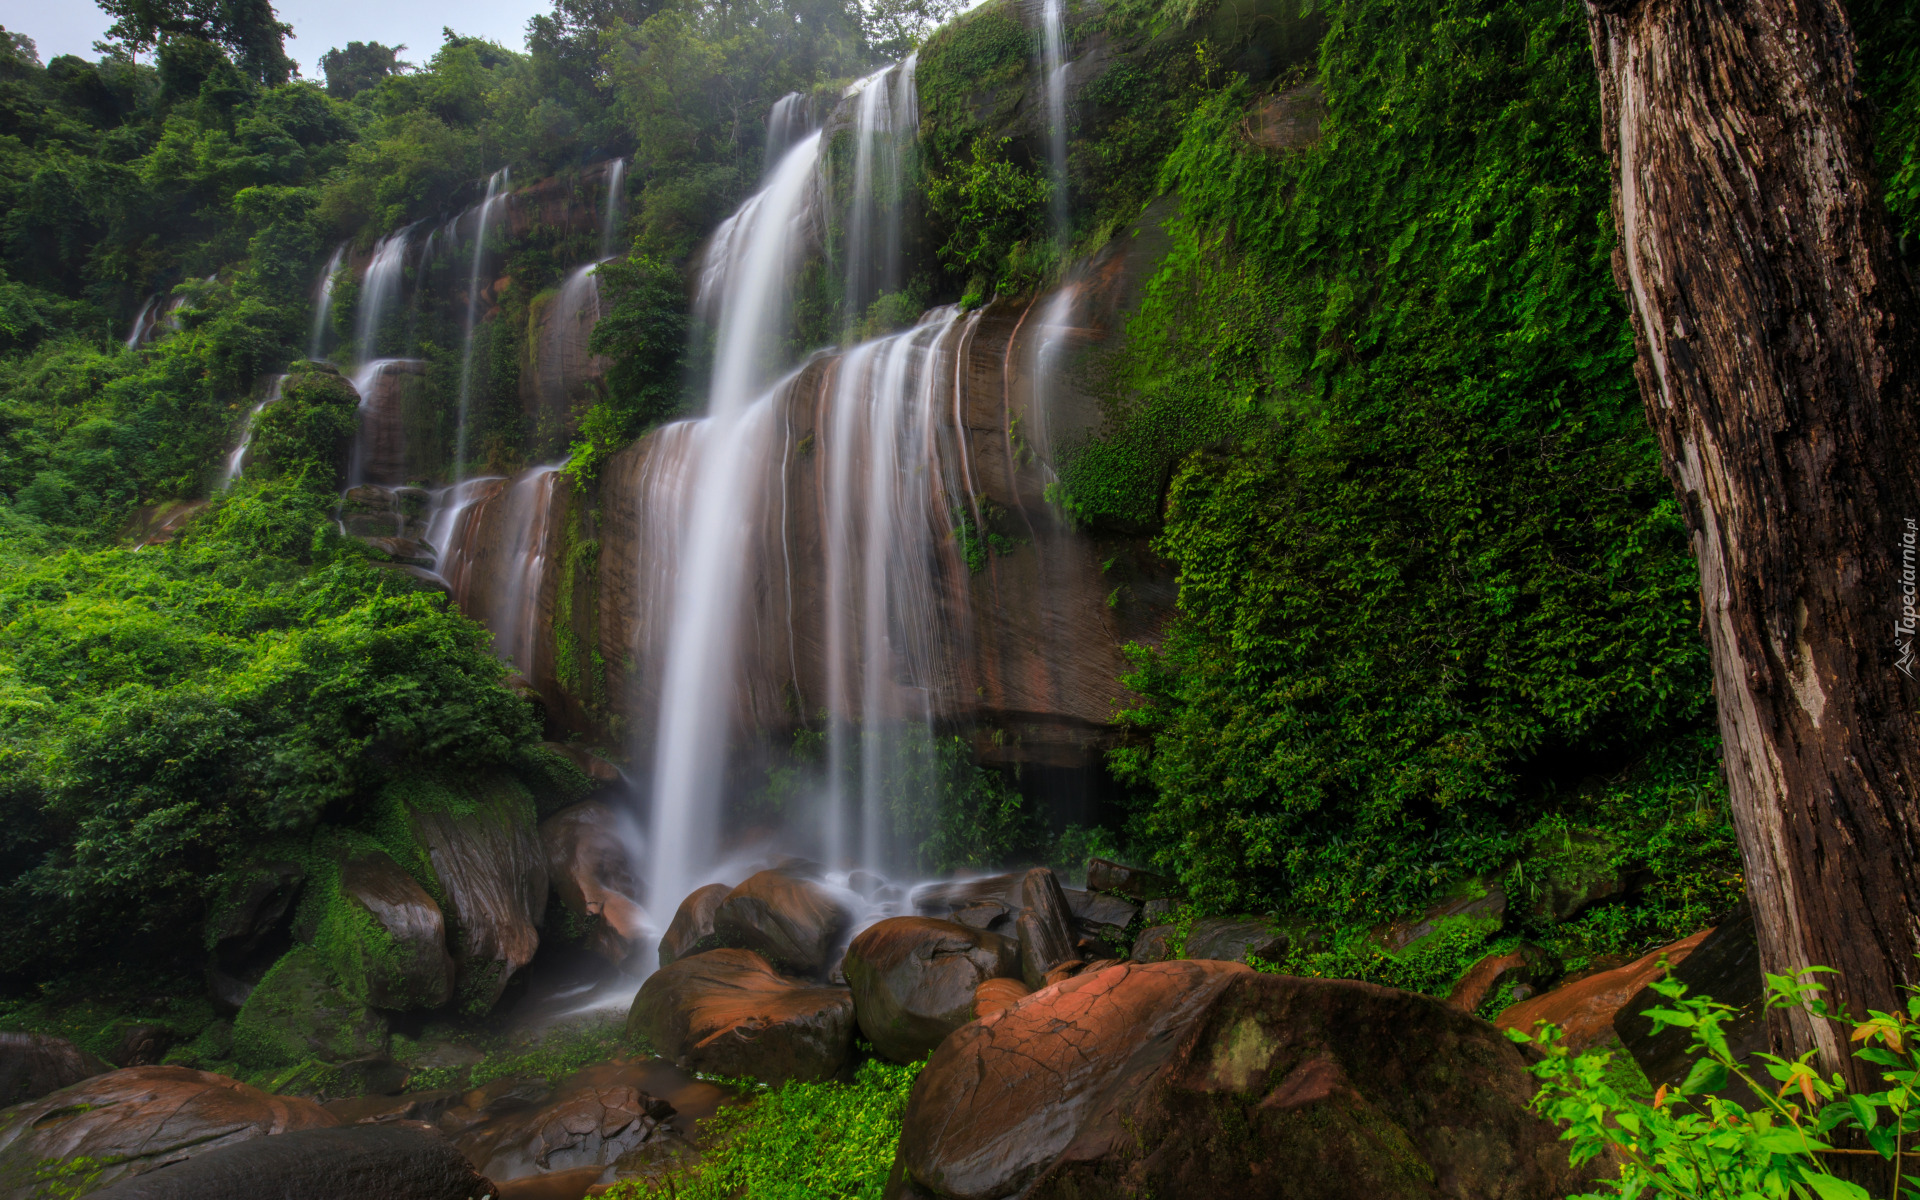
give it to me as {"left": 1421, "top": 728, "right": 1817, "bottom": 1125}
{"left": 1078, "top": 0, "right": 1725, "bottom": 927}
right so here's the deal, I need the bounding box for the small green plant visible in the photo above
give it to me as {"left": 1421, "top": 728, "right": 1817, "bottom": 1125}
{"left": 33, "top": 1155, "right": 105, "bottom": 1200}
{"left": 1513, "top": 966, "right": 1920, "bottom": 1198}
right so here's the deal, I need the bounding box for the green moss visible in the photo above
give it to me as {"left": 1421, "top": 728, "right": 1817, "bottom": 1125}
{"left": 599, "top": 1058, "right": 922, "bottom": 1200}
{"left": 231, "top": 946, "right": 387, "bottom": 1070}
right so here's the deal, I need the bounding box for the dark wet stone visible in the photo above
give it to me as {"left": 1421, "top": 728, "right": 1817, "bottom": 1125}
{"left": 843, "top": 917, "right": 1020, "bottom": 1063}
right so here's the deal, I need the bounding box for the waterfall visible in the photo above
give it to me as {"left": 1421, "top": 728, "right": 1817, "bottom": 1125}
{"left": 428, "top": 465, "right": 562, "bottom": 678}
{"left": 819, "top": 309, "right": 969, "bottom": 871}
{"left": 842, "top": 57, "right": 918, "bottom": 330}
{"left": 221, "top": 375, "right": 284, "bottom": 487}
{"left": 645, "top": 131, "right": 824, "bottom": 919}
{"left": 124, "top": 295, "right": 159, "bottom": 349}
{"left": 1041, "top": 0, "right": 1069, "bottom": 242}
{"left": 455, "top": 168, "right": 510, "bottom": 481}
{"left": 765, "top": 92, "right": 809, "bottom": 175}
{"left": 354, "top": 228, "right": 412, "bottom": 362}
{"left": 309, "top": 245, "right": 345, "bottom": 361}
{"left": 600, "top": 158, "right": 628, "bottom": 260}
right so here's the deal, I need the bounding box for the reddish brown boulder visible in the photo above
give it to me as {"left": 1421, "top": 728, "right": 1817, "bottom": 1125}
{"left": 972, "top": 978, "right": 1030, "bottom": 1020}
{"left": 658, "top": 882, "right": 731, "bottom": 969}
{"left": 888, "top": 962, "right": 1593, "bottom": 1200}
{"left": 712, "top": 870, "right": 854, "bottom": 978}
{"left": 541, "top": 801, "right": 648, "bottom": 969}
{"left": 1014, "top": 868, "right": 1075, "bottom": 989}
{"left": 1446, "top": 943, "right": 1561, "bottom": 1014}
{"left": 337, "top": 849, "right": 456, "bottom": 1009}
{"left": 0, "top": 1066, "right": 336, "bottom": 1198}
{"left": 1496, "top": 927, "right": 1712, "bottom": 1051}
{"left": 843, "top": 918, "right": 1020, "bottom": 1064}
{"left": 626, "top": 948, "right": 854, "bottom": 1084}
{"left": 0, "top": 1033, "right": 107, "bottom": 1108}
{"left": 452, "top": 1074, "right": 674, "bottom": 1180}
{"left": 81, "top": 1123, "right": 488, "bottom": 1200}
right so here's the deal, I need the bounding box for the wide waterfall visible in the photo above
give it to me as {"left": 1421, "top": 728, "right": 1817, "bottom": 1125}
{"left": 644, "top": 130, "right": 825, "bottom": 920}
{"left": 311, "top": 76, "right": 1132, "bottom": 969}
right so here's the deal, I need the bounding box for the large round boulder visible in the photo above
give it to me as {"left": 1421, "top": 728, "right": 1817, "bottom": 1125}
{"left": 0, "top": 1033, "right": 107, "bottom": 1108}
{"left": 540, "top": 801, "right": 649, "bottom": 969}
{"left": 711, "top": 870, "right": 854, "bottom": 978}
{"left": 0, "top": 1065, "right": 336, "bottom": 1198}
{"left": 658, "top": 882, "right": 731, "bottom": 969}
{"left": 86, "top": 1124, "right": 489, "bottom": 1200}
{"left": 232, "top": 946, "right": 388, "bottom": 1069}
{"left": 887, "top": 961, "right": 1594, "bottom": 1200}
{"left": 627, "top": 948, "right": 854, "bottom": 1085}
{"left": 843, "top": 917, "right": 1020, "bottom": 1063}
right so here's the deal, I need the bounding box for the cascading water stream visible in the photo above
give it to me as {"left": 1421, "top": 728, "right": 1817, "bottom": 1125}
{"left": 819, "top": 310, "right": 968, "bottom": 872}
{"left": 124, "top": 295, "right": 160, "bottom": 349}
{"left": 841, "top": 57, "right": 918, "bottom": 330}
{"left": 221, "top": 374, "right": 285, "bottom": 486}
{"left": 644, "top": 131, "right": 824, "bottom": 921}
{"left": 355, "top": 228, "right": 412, "bottom": 361}
{"left": 309, "top": 244, "right": 345, "bottom": 361}
{"left": 455, "top": 168, "right": 510, "bottom": 481}
{"left": 600, "top": 158, "right": 627, "bottom": 260}
{"left": 1041, "top": 0, "right": 1070, "bottom": 243}
{"left": 765, "top": 92, "right": 810, "bottom": 173}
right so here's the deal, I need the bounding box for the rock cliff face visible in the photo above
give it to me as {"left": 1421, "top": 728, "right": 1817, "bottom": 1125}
{"left": 453, "top": 207, "right": 1177, "bottom": 773}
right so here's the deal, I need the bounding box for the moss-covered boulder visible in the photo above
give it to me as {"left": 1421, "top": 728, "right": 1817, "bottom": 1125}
{"left": 378, "top": 771, "right": 549, "bottom": 1013}
{"left": 1519, "top": 826, "right": 1635, "bottom": 923}
{"left": 324, "top": 848, "right": 456, "bottom": 1010}
{"left": 232, "top": 947, "right": 388, "bottom": 1070}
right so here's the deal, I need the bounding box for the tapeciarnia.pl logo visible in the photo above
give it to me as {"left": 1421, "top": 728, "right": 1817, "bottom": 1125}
{"left": 1899, "top": 517, "right": 1917, "bottom": 679}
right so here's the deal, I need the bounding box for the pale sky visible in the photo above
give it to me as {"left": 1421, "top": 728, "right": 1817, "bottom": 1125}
{"left": 4, "top": 0, "right": 549, "bottom": 79}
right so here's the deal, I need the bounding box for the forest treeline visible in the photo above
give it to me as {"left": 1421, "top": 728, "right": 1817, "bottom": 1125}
{"left": 0, "top": 0, "right": 1913, "bottom": 1002}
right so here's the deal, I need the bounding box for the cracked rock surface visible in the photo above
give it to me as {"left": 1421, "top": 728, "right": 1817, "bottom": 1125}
{"left": 888, "top": 961, "right": 1596, "bottom": 1200}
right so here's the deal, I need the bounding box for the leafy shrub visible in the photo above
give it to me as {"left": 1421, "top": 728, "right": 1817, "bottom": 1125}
{"left": 1516, "top": 968, "right": 1920, "bottom": 1198}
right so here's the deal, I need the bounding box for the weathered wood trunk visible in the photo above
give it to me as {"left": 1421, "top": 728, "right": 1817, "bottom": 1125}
{"left": 1584, "top": 0, "right": 1920, "bottom": 1083}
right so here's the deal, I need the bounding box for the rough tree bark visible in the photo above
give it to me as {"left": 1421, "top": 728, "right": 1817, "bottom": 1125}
{"left": 1584, "top": 0, "right": 1920, "bottom": 1084}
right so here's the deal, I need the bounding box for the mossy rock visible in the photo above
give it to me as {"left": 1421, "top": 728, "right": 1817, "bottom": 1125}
{"left": 1518, "top": 825, "right": 1634, "bottom": 924}
{"left": 1370, "top": 878, "right": 1507, "bottom": 967}
{"left": 232, "top": 947, "right": 389, "bottom": 1070}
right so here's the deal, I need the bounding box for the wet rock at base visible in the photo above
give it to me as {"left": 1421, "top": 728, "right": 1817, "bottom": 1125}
{"left": 0, "top": 1033, "right": 107, "bottom": 1107}
{"left": 232, "top": 946, "right": 389, "bottom": 1069}
{"left": 1084, "top": 858, "right": 1179, "bottom": 901}
{"left": 1615, "top": 911, "right": 1765, "bottom": 1096}
{"left": 911, "top": 874, "right": 1023, "bottom": 916}
{"left": 948, "top": 900, "right": 1014, "bottom": 933}
{"left": 1183, "top": 916, "right": 1291, "bottom": 964}
{"left": 1014, "top": 868, "right": 1077, "bottom": 989}
{"left": 324, "top": 1089, "right": 461, "bottom": 1126}
{"left": 843, "top": 917, "right": 1021, "bottom": 1063}
{"left": 888, "top": 962, "right": 1595, "bottom": 1200}
{"left": 1446, "top": 943, "right": 1561, "bottom": 1014}
{"left": 0, "top": 1065, "right": 337, "bottom": 1198}
{"left": 972, "top": 977, "right": 1031, "bottom": 1020}
{"left": 541, "top": 801, "right": 649, "bottom": 970}
{"left": 453, "top": 1075, "right": 673, "bottom": 1180}
{"left": 711, "top": 869, "right": 855, "bottom": 978}
{"left": 658, "top": 882, "right": 731, "bottom": 969}
{"left": 1063, "top": 889, "right": 1140, "bottom": 941}
{"left": 403, "top": 773, "right": 550, "bottom": 1011}
{"left": 85, "top": 1123, "right": 489, "bottom": 1200}
{"left": 108, "top": 1025, "right": 175, "bottom": 1069}
{"left": 335, "top": 849, "right": 457, "bottom": 1010}
{"left": 1129, "top": 924, "right": 1178, "bottom": 963}
{"left": 627, "top": 948, "right": 854, "bottom": 1085}
{"left": 1496, "top": 927, "right": 1712, "bottom": 1051}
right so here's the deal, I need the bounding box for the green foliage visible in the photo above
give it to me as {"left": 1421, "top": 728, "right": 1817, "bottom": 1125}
{"left": 603, "top": 1057, "right": 923, "bottom": 1200}
{"left": 570, "top": 253, "right": 690, "bottom": 486}
{"left": 0, "top": 480, "right": 536, "bottom": 983}
{"left": 924, "top": 135, "right": 1052, "bottom": 294}
{"left": 1853, "top": 0, "right": 1920, "bottom": 244}
{"left": 1516, "top": 969, "right": 1920, "bottom": 1198}
{"left": 1090, "top": 0, "right": 1724, "bottom": 927}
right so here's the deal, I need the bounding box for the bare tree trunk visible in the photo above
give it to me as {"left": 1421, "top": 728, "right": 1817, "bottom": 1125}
{"left": 1584, "top": 0, "right": 1920, "bottom": 1085}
